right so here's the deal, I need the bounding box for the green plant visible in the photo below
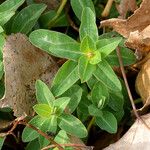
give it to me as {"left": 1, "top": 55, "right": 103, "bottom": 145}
{"left": 0, "top": 0, "right": 137, "bottom": 149}
{"left": 23, "top": 4, "right": 135, "bottom": 149}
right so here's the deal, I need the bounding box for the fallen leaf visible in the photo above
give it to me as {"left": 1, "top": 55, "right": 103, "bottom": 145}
{"left": 125, "top": 25, "right": 150, "bottom": 54}
{"left": 103, "top": 113, "right": 150, "bottom": 150}
{"left": 116, "top": 0, "right": 137, "bottom": 19}
{"left": 101, "top": 0, "right": 150, "bottom": 38}
{"left": 135, "top": 59, "right": 150, "bottom": 109}
{"left": 0, "top": 33, "right": 58, "bottom": 117}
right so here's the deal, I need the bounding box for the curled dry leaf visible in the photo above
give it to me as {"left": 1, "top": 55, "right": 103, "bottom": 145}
{"left": 116, "top": 0, "right": 137, "bottom": 19}
{"left": 0, "top": 33, "right": 58, "bottom": 117}
{"left": 101, "top": 0, "right": 150, "bottom": 38}
{"left": 135, "top": 58, "right": 150, "bottom": 110}
{"left": 103, "top": 113, "right": 150, "bottom": 150}
{"left": 125, "top": 25, "right": 150, "bottom": 54}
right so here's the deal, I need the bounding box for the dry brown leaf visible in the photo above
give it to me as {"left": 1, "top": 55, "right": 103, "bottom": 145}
{"left": 116, "top": 0, "right": 137, "bottom": 19}
{"left": 135, "top": 59, "right": 150, "bottom": 108}
{"left": 103, "top": 113, "right": 150, "bottom": 150}
{"left": 0, "top": 33, "right": 58, "bottom": 117}
{"left": 125, "top": 25, "right": 150, "bottom": 54}
{"left": 101, "top": 0, "right": 150, "bottom": 38}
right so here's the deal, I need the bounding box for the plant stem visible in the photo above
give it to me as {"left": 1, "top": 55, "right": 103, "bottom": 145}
{"left": 101, "top": 0, "right": 114, "bottom": 17}
{"left": 87, "top": 117, "right": 95, "bottom": 132}
{"left": 20, "top": 120, "right": 64, "bottom": 150}
{"left": 116, "top": 46, "right": 150, "bottom": 130}
{"left": 48, "top": 0, "right": 67, "bottom": 28}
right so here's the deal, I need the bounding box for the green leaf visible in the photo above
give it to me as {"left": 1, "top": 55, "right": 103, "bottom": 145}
{"left": 55, "top": 131, "right": 72, "bottom": 150}
{"left": 0, "top": 11, "right": 15, "bottom": 26}
{"left": 0, "top": 0, "right": 25, "bottom": 26}
{"left": 0, "top": 0, "right": 25, "bottom": 12}
{"left": 94, "top": 60, "right": 122, "bottom": 91}
{"left": 11, "top": 4, "right": 46, "bottom": 34}
{"left": 40, "top": 10, "right": 68, "bottom": 28}
{"left": 106, "top": 47, "right": 136, "bottom": 66}
{"left": 108, "top": 91, "right": 124, "bottom": 111}
{"left": 79, "top": 7, "right": 98, "bottom": 42}
{"left": 35, "top": 80, "right": 54, "bottom": 106}
{"left": 0, "top": 62, "right": 3, "bottom": 79}
{"left": 26, "top": 139, "right": 40, "bottom": 150}
{"left": 91, "top": 82, "right": 109, "bottom": 108}
{"left": 51, "top": 60, "right": 79, "bottom": 96}
{"left": 97, "top": 37, "right": 122, "bottom": 58}
{"left": 0, "top": 137, "right": 5, "bottom": 150}
{"left": 53, "top": 97, "right": 70, "bottom": 114}
{"left": 59, "top": 114, "right": 88, "bottom": 138}
{"left": 0, "top": 26, "right": 4, "bottom": 33}
{"left": 70, "top": 0, "right": 95, "bottom": 21}
{"left": 39, "top": 117, "right": 57, "bottom": 148}
{"left": 0, "top": 34, "right": 5, "bottom": 61}
{"left": 22, "top": 116, "right": 44, "bottom": 142}
{"left": 29, "top": 29, "right": 82, "bottom": 61}
{"left": 87, "top": 76, "right": 97, "bottom": 89}
{"left": 62, "top": 85, "right": 82, "bottom": 113}
{"left": 95, "top": 111, "right": 117, "bottom": 133}
{"left": 78, "top": 92, "right": 91, "bottom": 115}
{"left": 80, "top": 36, "right": 96, "bottom": 53}
{"left": 88, "top": 104, "right": 102, "bottom": 116}
{"left": 89, "top": 51, "right": 101, "bottom": 65}
{"left": 78, "top": 56, "right": 96, "bottom": 82}
{"left": 33, "top": 104, "right": 52, "bottom": 118}
{"left": 54, "top": 130, "right": 72, "bottom": 150}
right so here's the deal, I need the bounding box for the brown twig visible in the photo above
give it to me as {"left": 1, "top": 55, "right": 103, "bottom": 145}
{"left": 101, "top": 0, "right": 114, "bottom": 17}
{"left": 20, "top": 120, "right": 64, "bottom": 150}
{"left": 116, "top": 46, "right": 150, "bottom": 130}
{"left": 65, "top": 3, "right": 79, "bottom": 32}
{"left": 42, "top": 143, "right": 94, "bottom": 150}
{"left": 0, "top": 115, "right": 64, "bottom": 150}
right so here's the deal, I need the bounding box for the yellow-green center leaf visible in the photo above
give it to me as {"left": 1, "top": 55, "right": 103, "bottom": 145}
{"left": 33, "top": 104, "right": 52, "bottom": 118}
{"left": 89, "top": 51, "right": 101, "bottom": 65}
{"left": 78, "top": 56, "right": 96, "bottom": 83}
{"left": 80, "top": 35, "right": 96, "bottom": 53}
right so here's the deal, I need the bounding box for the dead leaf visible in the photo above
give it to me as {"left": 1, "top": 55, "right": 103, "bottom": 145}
{"left": 135, "top": 59, "right": 150, "bottom": 107}
{"left": 103, "top": 113, "right": 150, "bottom": 150}
{"left": 125, "top": 25, "right": 150, "bottom": 54}
{"left": 101, "top": 0, "right": 150, "bottom": 38}
{"left": 0, "top": 33, "right": 58, "bottom": 117}
{"left": 116, "top": 0, "right": 137, "bottom": 19}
